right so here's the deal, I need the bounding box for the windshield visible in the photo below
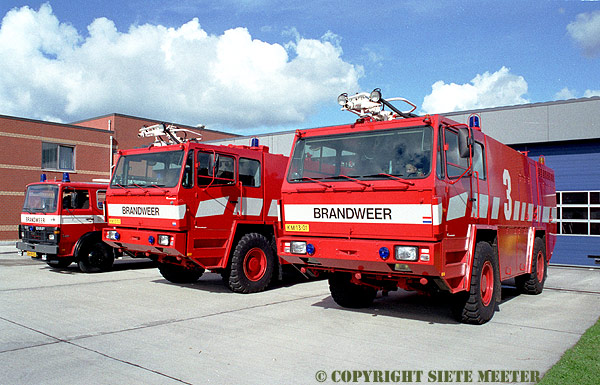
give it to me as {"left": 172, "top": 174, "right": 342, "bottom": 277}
{"left": 287, "top": 126, "right": 433, "bottom": 182}
{"left": 111, "top": 150, "right": 185, "bottom": 188}
{"left": 23, "top": 185, "right": 59, "bottom": 213}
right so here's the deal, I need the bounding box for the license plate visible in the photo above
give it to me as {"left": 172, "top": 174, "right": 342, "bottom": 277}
{"left": 285, "top": 223, "right": 310, "bottom": 232}
{"left": 27, "top": 251, "right": 38, "bottom": 258}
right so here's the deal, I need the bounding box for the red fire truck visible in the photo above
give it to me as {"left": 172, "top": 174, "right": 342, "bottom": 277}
{"left": 102, "top": 124, "right": 289, "bottom": 293}
{"left": 278, "top": 89, "right": 557, "bottom": 324}
{"left": 17, "top": 174, "right": 116, "bottom": 272}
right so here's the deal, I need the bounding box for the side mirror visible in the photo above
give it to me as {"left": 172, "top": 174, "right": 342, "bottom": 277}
{"left": 70, "top": 192, "right": 78, "bottom": 209}
{"left": 458, "top": 127, "right": 473, "bottom": 158}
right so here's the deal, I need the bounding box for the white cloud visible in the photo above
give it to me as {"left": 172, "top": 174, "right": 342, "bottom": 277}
{"left": 554, "top": 87, "right": 577, "bottom": 100}
{"left": 583, "top": 89, "right": 600, "bottom": 97}
{"left": 555, "top": 88, "right": 600, "bottom": 100}
{"left": 0, "top": 4, "right": 361, "bottom": 130}
{"left": 421, "top": 67, "right": 529, "bottom": 114}
{"left": 567, "top": 10, "right": 600, "bottom": 57}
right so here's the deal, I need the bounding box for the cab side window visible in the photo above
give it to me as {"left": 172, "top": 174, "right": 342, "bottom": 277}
{"left": 62, "top": 189, "right": 90, "bottom": 210}
{"left": 182, "top": 150, "right": 194, "bottom": 188}
{"left": 215, "top": 155, "right": 235, "bottom": 184}
{"left": 96, "top": 190, "right": 106, "bottom": 209}
{"left": 473, "top": 142, "right": 486, "bottom": 180}
{"left": 445, "top": 129, "right": 469, "bottom": 178}
{"left": 196, "top": 152, "right": 235, "bottom": 186}
{"left": 239, "top": 158, "right": 261, "bottom": 187}
{"left": 437, "top": 127, "right": 445, "bottom": 179}
{"left": 197, "top": 152, "right": 214, "bottom": 187}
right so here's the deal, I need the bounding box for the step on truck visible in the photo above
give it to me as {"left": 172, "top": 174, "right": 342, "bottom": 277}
{"left": 102, "top": 124, "right": 289, "bottom": 293}
{"left": 277, "top": 89, "right": 557, "bottom": 324}
{"left": 17, "top": 174, "right": 117, "bottom": 272}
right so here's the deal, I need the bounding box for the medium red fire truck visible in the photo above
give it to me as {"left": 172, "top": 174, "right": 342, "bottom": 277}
{"left": 102, "top": 124, "right": 289, "bottom": 293}
{"left": 278, "top": 89, "right": 557, "bottom": 324}
{"left": 17, "top": 174, "right": 116, "bottom": 272}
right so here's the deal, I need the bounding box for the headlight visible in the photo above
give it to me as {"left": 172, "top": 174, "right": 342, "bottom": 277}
{"left": 106, "top": 230, "right": 120, "bottom": 241}
{"left": 337, "top": 93, "right": 348, "bottom": 106}
{"left": 158, "top": 235, "right": 171, "bottom": 246}
{"left": 395, "top": 246, "right": 418, "bottom": 261}
{"left": 48, "top": 234, "right": 55, "bottom": 240}
{"left": 290, "top": 241, "right": 307, "bottom": 254}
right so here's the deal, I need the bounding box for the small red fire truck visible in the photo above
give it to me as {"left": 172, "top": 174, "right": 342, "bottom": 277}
{"left": 17, "top": 174, "right": 116, "bottom": 272}
{"left": 278, "top": 89, "right": 557, "bottom": 324}
{"left": 102, "top": 124, "right": 289, "bottom": 293}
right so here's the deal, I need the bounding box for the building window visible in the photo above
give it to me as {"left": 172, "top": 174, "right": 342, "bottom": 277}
{"left": 42, "top": 143, "right": 74, "bottom": 171}
{"left": 557, "top": 191, "right": 600, "bottom": 236}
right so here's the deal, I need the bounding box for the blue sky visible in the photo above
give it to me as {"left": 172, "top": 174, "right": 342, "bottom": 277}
{"left": 0, "top": 1, "right": 599, "bottom": 134}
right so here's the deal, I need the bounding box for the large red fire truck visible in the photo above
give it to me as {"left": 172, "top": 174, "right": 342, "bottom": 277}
{"left": 17, "top": 174, "right": 116, "bottom": 272}
{"left": 102, "top": 124, "right": 289, "bottom": 293}
{"left": 278, "top": 89, "right": 557, "bottom": 324}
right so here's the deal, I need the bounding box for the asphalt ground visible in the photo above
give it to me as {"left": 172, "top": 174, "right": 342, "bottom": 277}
{"left": 1, "top": 242, "right": 599, "bottom": 385}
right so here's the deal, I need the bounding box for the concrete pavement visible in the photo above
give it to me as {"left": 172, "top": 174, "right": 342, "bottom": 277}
{"left": 1, "top": 243, "right": 599, "bottom": 385}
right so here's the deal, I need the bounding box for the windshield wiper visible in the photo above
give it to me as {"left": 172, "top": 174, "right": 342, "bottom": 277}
{"left": 127, "top": 183, "right": 149, "bottom": 192}
{"left": 328, "top": 174, "right": 371, "bottom": 187}
{"left": 364, "top": 173, "right": 415, "bottom": 186}
{"left": 290, "top": 176, "right": 332, "bottom": 188}
{"left": 149, "top": 184, "right": 169, "bottom": 193}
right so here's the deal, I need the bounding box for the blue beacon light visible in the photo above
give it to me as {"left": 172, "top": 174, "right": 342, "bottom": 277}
{"left": 379, "top": 247, "right": 390, "bottom": 260}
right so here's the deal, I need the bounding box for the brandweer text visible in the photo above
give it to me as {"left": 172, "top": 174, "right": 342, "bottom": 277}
{"left": 314, "top": 207, "right": 392, "bottom": 220}
{"left": 122, "top": 206, "right": 160, "bottom": 216}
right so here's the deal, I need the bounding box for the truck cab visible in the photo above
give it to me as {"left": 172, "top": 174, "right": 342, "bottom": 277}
{"left": 17, "top": 174, "right": 116, "bottom": 272}
{"left": 103, "top": 124, "right": 289, "bottom": 293}
{"left": 278, "top": 90, "right": 557, "bottom": 324}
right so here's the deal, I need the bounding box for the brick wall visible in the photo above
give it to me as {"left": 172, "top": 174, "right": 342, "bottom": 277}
{"left": 74, "top": 113, "right": 238, "bottom": 151}
{"left": 0, "top": 115, "right": 112, "bottom": 241}
{"left": 1, "top": 113, "right": 238, "bottom": 242}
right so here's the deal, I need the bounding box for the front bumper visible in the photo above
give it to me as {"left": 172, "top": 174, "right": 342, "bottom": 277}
{"left": 16, "top": 241, "right": 59, "bottom": 256}
{"left": 278, "top": 236, "right": 441, "bottom": 278}
{"left": 103, "top": 228, "right": 186, "bottom": 258}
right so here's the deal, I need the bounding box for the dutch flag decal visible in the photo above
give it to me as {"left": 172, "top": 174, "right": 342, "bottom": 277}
{"left": 422, "top": 216, "right": 432, "bottom": 224}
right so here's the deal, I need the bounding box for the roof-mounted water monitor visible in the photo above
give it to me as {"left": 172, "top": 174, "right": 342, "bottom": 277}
{"left": 337, "top": 88, "right": 418, "bottom": 121}
{"left": 138, "top": 123, "right": 203, "bottom": 146}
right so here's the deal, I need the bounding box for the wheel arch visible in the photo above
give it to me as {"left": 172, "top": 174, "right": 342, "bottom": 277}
{"left": 473, "top": 227, "right": 501, "bottom": 302}
{"left": 535, "top": 229, "right": 548, "bottom": 261}
{"left": 225, "top": 223, "right": 276, "bottom": 265}
{"left": 73, "top": 231, "right": 114, "bottom": 260}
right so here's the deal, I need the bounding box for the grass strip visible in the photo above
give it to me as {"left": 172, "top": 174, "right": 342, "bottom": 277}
{"left": 537, "top": 317, "right": 600, "bottom": 385}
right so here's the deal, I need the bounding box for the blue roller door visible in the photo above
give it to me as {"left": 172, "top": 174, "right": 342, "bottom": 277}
{"left": 512, "top": 140, "right": 600, "bottom": 267}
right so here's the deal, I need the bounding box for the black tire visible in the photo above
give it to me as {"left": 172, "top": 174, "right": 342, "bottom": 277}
{"left": 452, "top": 241, "right": 500, "bottom": 324}
{"left": 329, "top": 272, "right": 377, "bottom": 308}
{"left": 269, "top": 236, "right": 283, "bottom": 283}
{"left": 227, "top": 233, "right": 276, "bottom": 293}
{"left": 158, "top": 262, "right": 204, "bottom": 283}
{"left": 515, "top": 237, "right": 547, "bottom": 294}
{"left": 46, "top": 257, "right": 73, "bottom": 268}
{"left": 78, "top": 241, "right": 115, "bottom": 273}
